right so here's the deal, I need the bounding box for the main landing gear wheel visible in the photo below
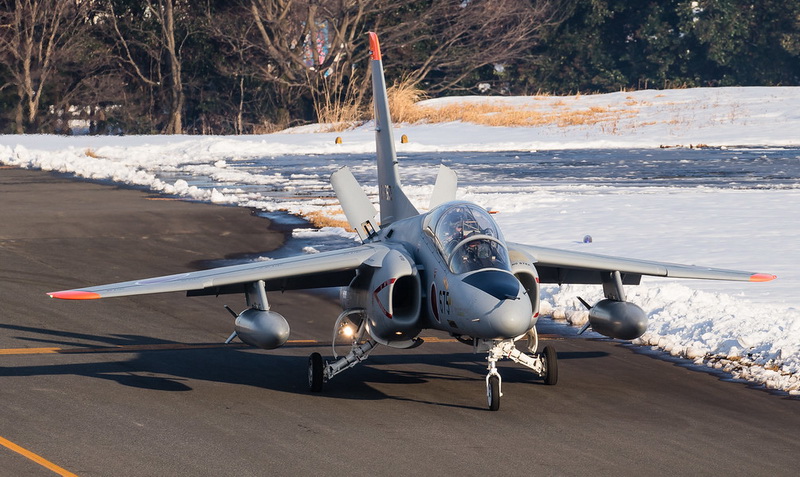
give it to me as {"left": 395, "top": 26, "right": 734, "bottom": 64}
{"left": 308, "top": 352, "right": 324, "bottom": 392}
{"left": 543, "top": 345, "right": 558, "bottom": 386}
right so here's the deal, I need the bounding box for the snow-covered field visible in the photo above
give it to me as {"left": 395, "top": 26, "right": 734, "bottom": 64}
{"left": 2, "top": 86, "right": 798, "bottom": 395}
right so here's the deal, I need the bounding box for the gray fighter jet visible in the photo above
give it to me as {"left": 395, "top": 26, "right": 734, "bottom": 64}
{"left": 49, "top": 33, "right": 776, "bottom": 411}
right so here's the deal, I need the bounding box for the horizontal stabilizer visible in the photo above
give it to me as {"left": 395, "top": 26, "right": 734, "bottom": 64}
{"left": 331, "top": 167, "right": 380, "bottom": 241}
{"left": 429, "top": 165, "right": 458, "bottom": 209}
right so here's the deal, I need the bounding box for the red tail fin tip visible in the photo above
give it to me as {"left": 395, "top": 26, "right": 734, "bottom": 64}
{"left": 368, "top": 32, "right": 381, "bottom": 61}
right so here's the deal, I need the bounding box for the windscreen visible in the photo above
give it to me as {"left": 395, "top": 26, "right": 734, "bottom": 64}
{"left": 427, "top": 203, "right": 510, "bottom": 274}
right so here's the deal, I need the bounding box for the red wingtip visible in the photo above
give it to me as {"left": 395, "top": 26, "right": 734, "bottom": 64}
{"left": 48, "top": 290, "right": 102, "bottom": 300}
{"left": 749, "top": 273, "right": 777, "bottom": 282}
{"left": 368, "top": 32, "right": 381, "bottom": 61}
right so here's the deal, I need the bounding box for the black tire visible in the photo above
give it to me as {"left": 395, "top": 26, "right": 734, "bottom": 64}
{"left": 308, "top": 352, "right": 324, "bottom": 392}
{"left": 543, "top": 345, "right": 558, "bottom": 385}
{"left": 487, "top": 375, "right": 500, "bottom": 411}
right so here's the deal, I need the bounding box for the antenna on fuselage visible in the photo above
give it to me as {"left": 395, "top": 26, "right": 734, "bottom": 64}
{"left": 368, "top": 32, "right": 418, "bottom": 226}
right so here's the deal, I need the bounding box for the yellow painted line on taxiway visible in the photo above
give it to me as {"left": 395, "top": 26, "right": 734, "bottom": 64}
{"left": 0, "top": 435, "right": 78, "bottom": 477}
{"left": 422, "top": 337, "right": 458, "bottom": 343}
{"left": 0, "top": 347, "right": 62, "bottom": 355}
{"left": 0, "top": 338, "right": 448, "bottom": 356}
{"left": 0, "top": 343, "right": 246, "bottom": 355}
{"left": 0, "top": 335, "right": 566, "bottom": 357}
{"left": 0, "top": 341, "right": 308, "bottom": 356}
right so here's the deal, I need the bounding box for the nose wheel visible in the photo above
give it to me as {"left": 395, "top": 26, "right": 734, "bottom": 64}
{"left": 487, "top": 373, "right": 501, "bottom": 411}
{"left": 486, "top": 344, "right": 504, "bottom": 411}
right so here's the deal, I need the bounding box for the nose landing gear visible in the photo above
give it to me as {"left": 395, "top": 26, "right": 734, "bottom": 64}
{"left": 483, "top": 330, "right": 558, "bottom": 411}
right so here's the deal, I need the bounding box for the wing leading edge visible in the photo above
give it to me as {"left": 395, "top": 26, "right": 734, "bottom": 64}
{"left": 48, "top": 245, "right": 386, "bottom": 300}
{"left": 510, "top": 243, "right": 776, "bottom": 285}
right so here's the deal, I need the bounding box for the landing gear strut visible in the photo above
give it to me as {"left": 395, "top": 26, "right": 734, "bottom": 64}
{"left": 308, "top": 340, "right": 378, "bottom": 393}
{"left": 308, "top": 308, "right": 378, "bottom": 392}
{"left": 307, "top": 340, "right": 377, "bottom": 392}
{"left": 483, "top": 332, "right": 558, "bottom": 411}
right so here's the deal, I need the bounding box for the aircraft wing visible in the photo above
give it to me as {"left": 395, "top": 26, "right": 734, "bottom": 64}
{"left": 509, "top": 243, "right": 776, "bottom": 285}
{"left": 48, "top": 244, "right": 385, "bottom": 300}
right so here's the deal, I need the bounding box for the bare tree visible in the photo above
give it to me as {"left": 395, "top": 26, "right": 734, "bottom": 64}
{"left": 207, "top": 0, "right": 564, "bottom": 124}
{"left": 0, "top": 0, "right": 89, "bottom": 133}
{"left": 385, "top": 0, "right": 567, "bottom": 94}
{"left": 99, "top": 0, "right": 188, "bottom": 133}
{"left": 206, "top": 0, "right": 382, "bottom": 125}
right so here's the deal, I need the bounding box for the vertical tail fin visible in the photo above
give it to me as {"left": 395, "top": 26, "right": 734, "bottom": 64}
{"left": 369, "top": 32, "right": 418, "bottom": 226}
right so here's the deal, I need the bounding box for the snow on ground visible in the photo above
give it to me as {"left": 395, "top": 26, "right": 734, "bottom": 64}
{"left": 5, "top": 86, "right": 799, "bottom": 154}
{"left": 484, "top": 188, "right": 799, "bottom": 395}
{"left": 1, "top": 86, "right": 799, "bottom": 395}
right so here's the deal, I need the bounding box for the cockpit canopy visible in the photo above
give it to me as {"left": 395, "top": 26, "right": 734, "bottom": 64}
{"left": 424, "top": 202, "right": 511, "bottom": 274}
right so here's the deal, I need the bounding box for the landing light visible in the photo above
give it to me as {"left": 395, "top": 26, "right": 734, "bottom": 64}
{"left": 340, "top": 324, "right": 355, "bottom": 338}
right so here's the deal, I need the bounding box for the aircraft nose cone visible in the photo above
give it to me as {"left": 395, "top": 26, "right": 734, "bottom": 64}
{"left": 490, "top": 298, "right": 533, "bottom": 338}
{"left": 463, "top": 270, "right": 533, "bottom": 338}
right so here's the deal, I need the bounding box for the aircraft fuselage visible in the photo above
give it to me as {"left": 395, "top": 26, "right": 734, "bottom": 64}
{"left": 353, "top": 200, "right": 535, "bottom": 345}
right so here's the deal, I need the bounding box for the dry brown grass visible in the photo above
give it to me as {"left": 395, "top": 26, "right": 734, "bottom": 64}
{"left": 315, "top": 103, "right": 364, "bottom": 132}
{"left": 387, "top": 78, "right": 428, "bottom": 124}
{"left": 386, "top": 77, "right": 635, "bottom": 128}
{"left": 310, "top": 76, "right": 639, "bottom": 130}
{"left": 84, "top": 148, "right": 103, "bottom": 158}
{"left": 400, "top": 100, "right": 635, "bottom": 128}
{"left": 251, "top": 120, "right": 285, "bottom": 134}
{"left": 303, "top": 210, "right": 353, "bottom": 231}
{"left": 312, "top": 74, "right": 369, "bottom": 132}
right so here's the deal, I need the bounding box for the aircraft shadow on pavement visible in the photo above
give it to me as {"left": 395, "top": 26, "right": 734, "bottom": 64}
{"left": 0, "top": 322, "right": 191, "bottom": 348}
{"left": 0, "top": 322, "right": 608, "bottom": 408}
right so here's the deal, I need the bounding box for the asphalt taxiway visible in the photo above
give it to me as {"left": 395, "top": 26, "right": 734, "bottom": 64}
{"left": 1, "top": 167, "right": 798, "bottom": 476}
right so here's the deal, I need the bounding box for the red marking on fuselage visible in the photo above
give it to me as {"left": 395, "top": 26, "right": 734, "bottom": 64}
{"left": 373, "top": 278, "right": 396, "bottom": 318}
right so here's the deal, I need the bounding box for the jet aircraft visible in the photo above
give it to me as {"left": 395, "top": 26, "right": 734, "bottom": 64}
{"left": 49, "top": 33, "right": 776, "bottom": 411}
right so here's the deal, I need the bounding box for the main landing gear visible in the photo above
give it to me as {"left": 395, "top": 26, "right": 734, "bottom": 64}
{"left": 483, "top": 328, "right": 558, "bottom": 411}
{"left": 307, "top": 340, "right": 377, "bottom": 392}
{"left": 308, "top": 308, "right": 377, "bottom": 392}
